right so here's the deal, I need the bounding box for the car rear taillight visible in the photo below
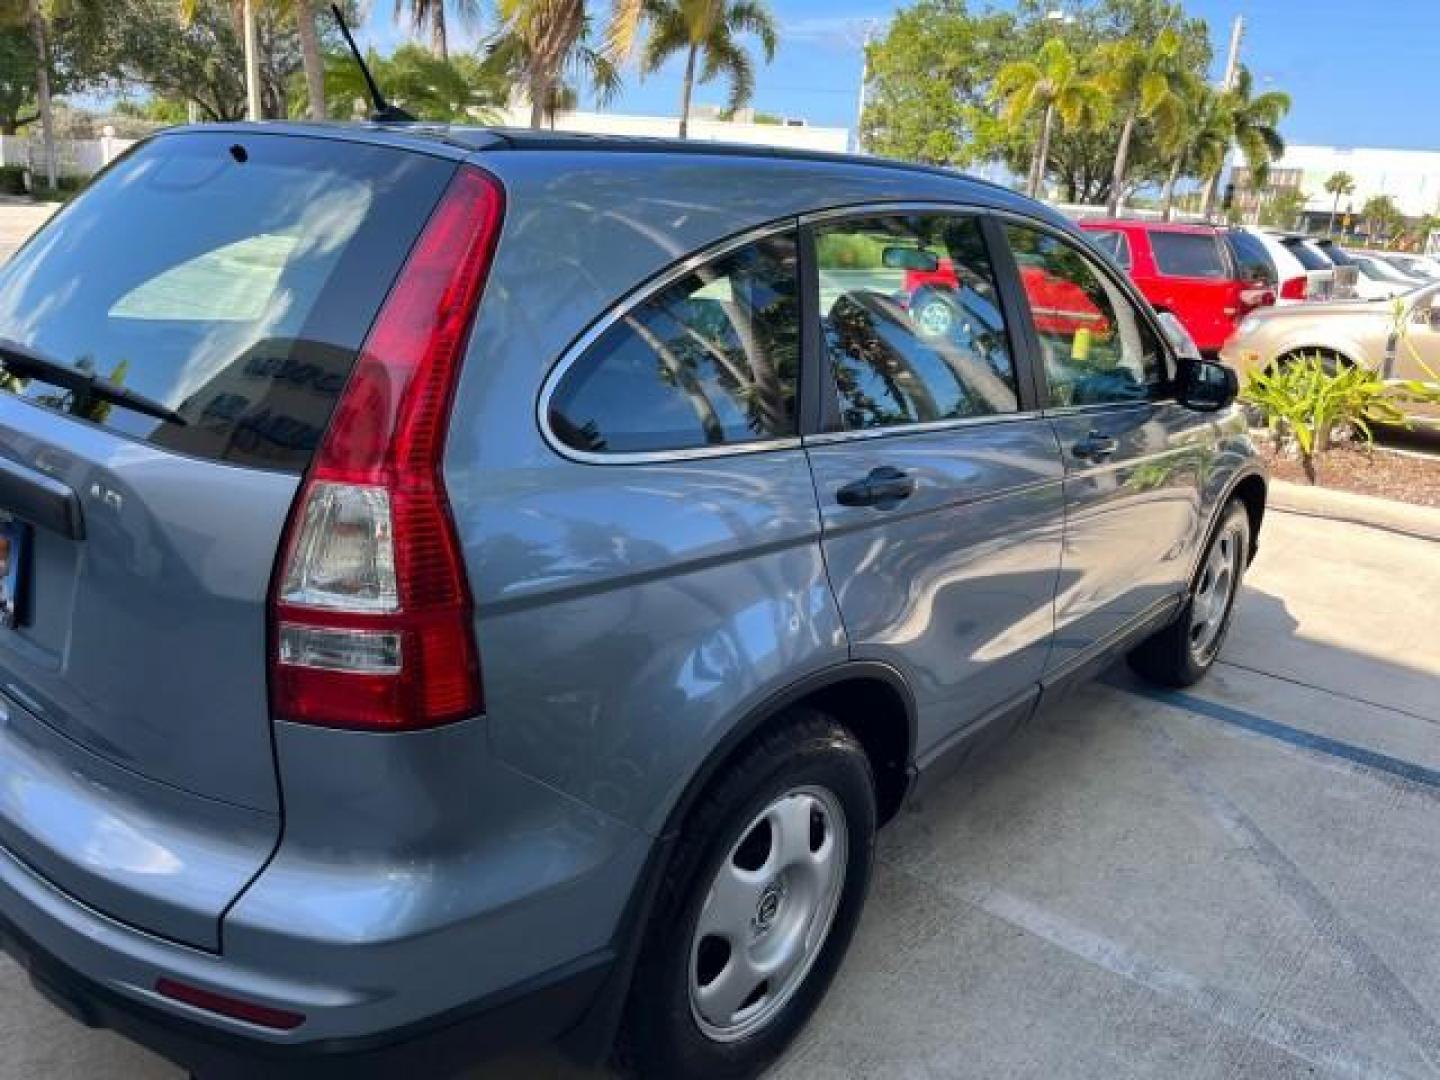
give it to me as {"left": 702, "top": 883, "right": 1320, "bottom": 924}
{"left": 1238, "top": 282, "right": 1276, "bottom": 310}
{"left": 1279, "top": 276, "right": 1308, "bottom": 301}
{"left": 270, "top": 166, "right": 503, "bottom": 731}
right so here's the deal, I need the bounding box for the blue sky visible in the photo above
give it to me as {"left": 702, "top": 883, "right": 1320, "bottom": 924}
{"left": 362, "top": 0, "right": 1440, "bottom": 148}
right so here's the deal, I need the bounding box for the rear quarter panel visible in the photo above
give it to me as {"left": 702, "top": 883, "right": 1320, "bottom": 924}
{"left": 444, "top": 152, "right": 1049, "bottom": 834}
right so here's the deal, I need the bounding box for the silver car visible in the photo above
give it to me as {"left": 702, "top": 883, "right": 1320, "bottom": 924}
{"left": 0, "top": 124, "right": 1266, "bottom": 1078}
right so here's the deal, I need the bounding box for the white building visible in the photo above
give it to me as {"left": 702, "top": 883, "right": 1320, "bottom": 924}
{"left": 1249, "top": 145, "right": 1440, "bottom": 219}
{"left": 491, "top": 105, "right": 851, "bottom": 155}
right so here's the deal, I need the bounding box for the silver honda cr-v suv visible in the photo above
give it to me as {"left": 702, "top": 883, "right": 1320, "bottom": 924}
{"left": 0, "top": 124, "right": 1264, "bottom": 1079}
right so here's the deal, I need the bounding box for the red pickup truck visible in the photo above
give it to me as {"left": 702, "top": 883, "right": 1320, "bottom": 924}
{"left": 1078, "top": 219, "right": 1275, "bottom": 355}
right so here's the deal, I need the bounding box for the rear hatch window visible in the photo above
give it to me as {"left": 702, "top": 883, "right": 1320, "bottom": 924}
{"left": 0, "top": 132, "right": 458, "bottom": 947}
{"left": 1224, "top": 230, "right": 1276, "bottom": 284}
{"left": 1281, "top": 239, "right": 1330, "bottom": 271}
{"left": 0, "top": 131, "right": 456, "bottom": 472}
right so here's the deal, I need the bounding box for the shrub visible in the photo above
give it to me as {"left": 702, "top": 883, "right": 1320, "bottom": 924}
{"left": 1240, "top": 355, "right": 1405, "bottom": 483}
{"left": 0, "top": 165, "right": 25, "bottom": 195}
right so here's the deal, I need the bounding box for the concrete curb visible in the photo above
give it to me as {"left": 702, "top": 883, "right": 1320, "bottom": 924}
{"left": 1268, "top": 479, "right": 1440, "bottom": 543}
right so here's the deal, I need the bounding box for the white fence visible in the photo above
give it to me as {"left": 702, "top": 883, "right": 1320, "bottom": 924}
{"left": 0, "top": 130, "right": 138, "bottom": 183}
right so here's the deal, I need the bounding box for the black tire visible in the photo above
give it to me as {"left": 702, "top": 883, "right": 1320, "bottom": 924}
{"left": 617, "top": 710, "right": 877, "bottom": 1079}
{"left": 1128, "top": 500, "right": 1250, "bottom": 688}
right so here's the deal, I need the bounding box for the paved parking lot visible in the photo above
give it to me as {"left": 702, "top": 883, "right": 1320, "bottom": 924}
{"left": 2, "top": 505, "right": 1437, "bottom": 1078}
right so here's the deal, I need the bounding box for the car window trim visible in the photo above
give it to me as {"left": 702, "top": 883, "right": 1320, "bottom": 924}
{"left": 535, "top": 216, "right": 806, "bottom": 466}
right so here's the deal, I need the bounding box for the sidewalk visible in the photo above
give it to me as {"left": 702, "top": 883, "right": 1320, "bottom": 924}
{"left": 0, "top": 202, "right": 58, "bottom": 263}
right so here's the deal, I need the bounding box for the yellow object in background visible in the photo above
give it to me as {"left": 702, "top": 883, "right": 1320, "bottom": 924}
{"left": 1072, "top": 327, "right": 1092, "bottom": 362}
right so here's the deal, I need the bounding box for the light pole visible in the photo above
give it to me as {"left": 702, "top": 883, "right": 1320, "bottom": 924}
{"left": 243, "top": 0, "right": 263, "bottom": 121}
{"left": 850, "top": 20, "right": 879, "bottom": 155}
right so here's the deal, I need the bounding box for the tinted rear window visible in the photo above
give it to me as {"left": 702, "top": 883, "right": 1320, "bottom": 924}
{"left": 1319, "top": 243, "right": 1357, "bottom": 266}
{"left": 1281, "top": 239, "right": 1329, "bottom": 270}
{"left": 0, "top": 132, "right": 455, "bottom": 472}
{"left": 1150, "top": 232, "right": 1229, "bottom": 279}
{"left": 1224, "top": 231, "right": 1276, "bottom": 284}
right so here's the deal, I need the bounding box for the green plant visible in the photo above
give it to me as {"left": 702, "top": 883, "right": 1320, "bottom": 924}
{"left": 0, "top": 163, "right": 24, "bottom": 193}
{"left": 1240, "top": 355, "right": 1405, "bottom": 483}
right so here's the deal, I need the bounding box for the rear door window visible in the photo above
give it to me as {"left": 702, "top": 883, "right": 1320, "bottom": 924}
{"left": 547, "top": 231, "right": 800, "bottom": 455}
{"left": 0, "top": 131, "right": 456, "bottom": 472}
{"left": 1150, "top": 232, "right": 1229, "bottom": 279}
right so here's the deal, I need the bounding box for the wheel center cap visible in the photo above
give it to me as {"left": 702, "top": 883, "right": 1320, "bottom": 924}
{"left": 753, "top": 881, "right": 785, "bottom": 934}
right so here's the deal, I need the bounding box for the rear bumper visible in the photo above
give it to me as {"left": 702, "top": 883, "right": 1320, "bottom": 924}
{"left": 0, "top": 715, "right": 654, "bottom": 1074}
{"left": 0, "top": 900, "right": 612, "bottom": 1079}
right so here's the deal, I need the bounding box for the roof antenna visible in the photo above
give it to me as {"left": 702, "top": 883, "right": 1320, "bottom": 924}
{"left": 329, "top": 3, "right": 415, "bottom": 123}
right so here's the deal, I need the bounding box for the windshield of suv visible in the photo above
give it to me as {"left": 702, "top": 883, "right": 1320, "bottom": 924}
{"left": 0, "top": 131, "right": 455, "bottom": 472}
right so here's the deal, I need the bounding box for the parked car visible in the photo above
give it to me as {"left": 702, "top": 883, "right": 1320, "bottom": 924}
{"left": 1078, "top": 219, "right": 1276, "bottom": 355}
{"left": 1222, "top": 284, "right": 1440, "bottom": 425}
{"left": 1309, "top": 237, "right": 1368, "bottom": 299}
{"left": 1246, "top": 228, "right": 1335, "bottom": 302}
{"left": 1376, "top": 251, "right": 1440, "bottom": 281}
{"left": 0, "top": 125, "right": 1268, "bottom": 1080}
{"left": 1350, "top": 252, "right": 1427, "bottom": 295}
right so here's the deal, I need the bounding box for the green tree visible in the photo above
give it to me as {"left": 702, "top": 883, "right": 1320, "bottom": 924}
{"left": 1199, "top": 66, "right": 1289, "bottom": 216}
{"left": 0, "top": 1, "right": 60, "bottom": 187}
{"left": 484, "top": 0, "right": 619, "bottom": 128}
{"left": 180, "top": 0, "right": 328, "bottom": 119}
{"left": 1361, "top": 195, "right": 1404, "bottom": 243}
{"left": 1324, "top": 170, "right": 1355, "bottom": 236}
{"left": 1259, "top": 187, "right": 1306, "bottom": 230}
{"left": 392, "top": 0, "right": 479, "bottom": 61}
{"left": 1155, "top": 79, "right": 1225, "bottom": 220}
{"left": 639, "top": 0, "right": 776, "bottom": 138}
{"left": 1098, "top": 27, "right": 1186, "bottom": 215}
{"left": 111, "top": 0, "right": 323, "bottom": 120}
{"left": 321, "top": 42, "right": 504, "bottom": 120}
{"left": 859, "top": 0, "right": 1015, "bottom": 166}
{"left": 993, "top": 37, "right": 1108, "bottom": 198}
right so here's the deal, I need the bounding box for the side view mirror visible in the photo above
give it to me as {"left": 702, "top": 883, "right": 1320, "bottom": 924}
{"left": 1155, "top": 310, "right": 1202, "bottom": 362}
{"left": 1178, "top": 358, "right": 1239, "bottom": 412}
{"left": 882, "top": 246, "right": 940, "bottom": 273}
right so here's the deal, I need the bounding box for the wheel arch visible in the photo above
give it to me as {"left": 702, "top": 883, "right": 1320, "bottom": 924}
{"left": 559, "top": 661, "right": 918, "bottom": 1064}
{"left": 1191, "top": 466, "right": 1268, "bottom": 588}
{"left": 662, "top": 661, "right": 919, "bottom": 836}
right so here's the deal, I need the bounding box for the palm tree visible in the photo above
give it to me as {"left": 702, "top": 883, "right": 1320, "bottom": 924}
{"left": 484, "top": 0, "right": 621, "bottom": 128}
{"left": 1157, "top": 79, "right": 1228, "bottom": 221}
{"left": 993, "top": 38, "right": 1109, "bottom": 199}
{"left": 0, "top": 0, "right": 58, "bottom": 187}
{"left": 1098, "top": 28, "right": 1187, "bottom": 216}
{"left": 1325, "top": 171, "right": 1355, "bottom": 235}
{"left": 293, "top": 0, "right": 326, "bottom": 119}
{"left": 394, "top": 0, "right": 480, "bottom": 61}
{"left": 180, "top": 0, "right": 327, "bottom": 119}
{"left": 1199, "top": 66, "right": 1290, "bottom": 217}
{"left": 640, "top": 0, "right": 777, "bottom": 138}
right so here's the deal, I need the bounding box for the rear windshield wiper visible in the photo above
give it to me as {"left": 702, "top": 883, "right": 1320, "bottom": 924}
{"left": 0, "top": 338, "right": 187, "bottom": 427}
